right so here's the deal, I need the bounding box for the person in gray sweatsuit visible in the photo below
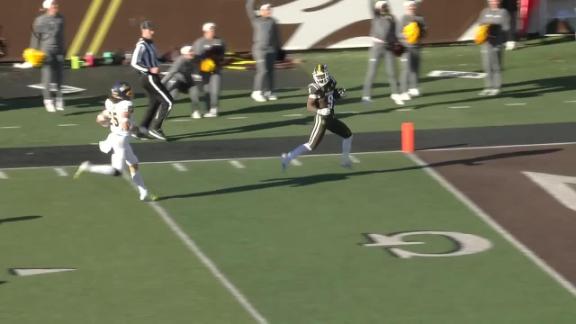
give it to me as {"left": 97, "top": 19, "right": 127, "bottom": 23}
{"left": 399, "top": 0, "right": 426, "bottom": 100}
{"left": 192, "top": 22, "right": 226, "bottom": 118}
{"left": 362, "top": 0, "right": 404, "bottom": 106}
{"left": 477, "top": 0, "right": 510, "bottom": 96}
{"left": 30, "top": 0, "right": 65, "bottom": 112}
{"left": 245, "top": 0, "right": 282, "bottom": 102}
{"left": 161, "top": 46, "right": 202, "bottom": 119}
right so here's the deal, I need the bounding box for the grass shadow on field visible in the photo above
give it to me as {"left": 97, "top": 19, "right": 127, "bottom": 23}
{"left": 0, "top": 215, "right": 42, "bottom": 225}
{"left": 158, "top": 148, "right": 560, "bottom": 200}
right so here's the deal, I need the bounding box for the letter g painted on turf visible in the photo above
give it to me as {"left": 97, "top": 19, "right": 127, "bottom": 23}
{"left": 363, "top": 231, "right": 493, "bottom": 259}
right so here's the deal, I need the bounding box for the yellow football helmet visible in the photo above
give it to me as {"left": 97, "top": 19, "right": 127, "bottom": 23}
{"left": 200, "top": 58, "right": 216, "bottom": 73}
{"left": 403, "top": 22, "right": 420, "bottom": 45}
{"left": 23, "top": 48, "right": 45, "bottom": 67}
{"left": 475, "top": 24, "right": 489, "bottom": 45}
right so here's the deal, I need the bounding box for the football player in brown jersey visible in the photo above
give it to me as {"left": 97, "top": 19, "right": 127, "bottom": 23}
{"left": 281, "top": 64, "right": 353, "bottom": 171}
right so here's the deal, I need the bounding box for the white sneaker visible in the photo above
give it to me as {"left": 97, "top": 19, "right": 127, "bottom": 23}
{"left": 390, "top": 94, "right": 405, "bottom": 106}
{"left": 361, "top": 96, "right": 372, "bottom": 103}
{"left": 408, "top": 88, "right": 421, "bottom": 97}
{"left": 191, "top": 111, "right": 202, "bottom": 119}
{"left": 487, "top": 89, "right": 500, "bottom": 96}
{"left": 203, "top": 108, "right": 218, "bottom": 118}
{"left": 13, "top": 62, "right": 34, "bottom": 69}
{"left": 73, "top": 161, "right": 91, "bottom": 179}
{"left": 251, "top": 91, "right": 267, "bottom": 102}
{"left": 55, "top": 97, "right": 64, "bottom": 111}
{"left": 265, "top": 92, "right": 278, "bottom": 101}
{"left": 478, "top": 89, "right": 492, "bottom": 96}
{"left": 505, "top": 41, "right": 516, "bottom": 51}
{"left": 400, "top": 93, "right": 411, "bottom": 101}
{"left": 44, "top": 99, "right": 56, "bottom": 112}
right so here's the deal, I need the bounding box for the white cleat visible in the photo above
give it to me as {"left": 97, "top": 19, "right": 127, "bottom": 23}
{"left": 251, "top": 91, "right": 267, "bottom": 102}
{"left": 399, "top": 92, "right": 412, "bottom": 101}
{"left": 361, "top": 96, "right": 372, "bottom": 103}
{"left": 140, "top": 192, "right": 158, "bottom": 202}
{"left": 390, "top": 94, "right": 405, "bottom": 106}
{"left": 191, "top": 110, "right": 202, "bottom": 119}
{"left": 408, "top": 88, "right": 421, "bottom": 97}
{"left": 203, "top": 108, "right": 218, "bottom": 118}
{"left": 73, "top": 161, "right": 90, "bottom": 179}
{"left": 341, "top": 157, "right": 353, "bottom": 169}
{"left": 44, "top": 99, "right": 56, "bottom": 112}
{"left": 281, "top": 153, "right": 289, "bottom": 171}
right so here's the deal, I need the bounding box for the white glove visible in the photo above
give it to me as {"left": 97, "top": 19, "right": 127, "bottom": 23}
{"left": 317, "top": 108, "right": 331, "bottom": 116}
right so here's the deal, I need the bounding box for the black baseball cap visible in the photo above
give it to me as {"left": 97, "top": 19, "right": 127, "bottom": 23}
{"left": 140, "top": 20, "right": 155, "bottom": 30}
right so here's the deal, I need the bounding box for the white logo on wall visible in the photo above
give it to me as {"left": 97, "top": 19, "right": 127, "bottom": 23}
{"left": 363, "top": 231, "right": 492, "bottom": 258}
{"left": 273, "top": 0, "right": 407, "bottom": 49}
{"left": 28, "top": 84, "right": 86, "bottom": 94}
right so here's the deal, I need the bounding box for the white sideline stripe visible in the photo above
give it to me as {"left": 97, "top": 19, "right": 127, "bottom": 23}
{"left": 7, "top": 142, "right": 576, "bottom": 171}
{"left": 349, "top": 155, "right": 360, "bottom": 164}
{"left": 229, "top": 160, "right": 246, "bottom": 169}
{"left": 0, "top": 171, "right": 7, "bottom": 179}
{"left": 147, "top": 201, "right": 268, "bottom": 324}
{"left": 282, "top": 113, "right": 303, "bottom": 117}
{"left": 227, "top": 116, "right": 248, "bottom": 120}
{"left": 563, "top": 100, "right": 576, "bottom": 103}
{"left": 408, "top": 154, "right": 576, "bottom": 297}
{"left": 57, "top": 124, "right": 78, "bottom": 127}
{"left": 448, "top": 106, "right": 470, "bottom": 109}
{"left": 290, "top": 159, "right": 302, "bottom": 166}
{"left": 54, "top": 168, "right": 68, "bottom": 177}
{"left": 505, "top": 103, "right": 527, "bottom": 106}
{"left": 172, "top": 163, "right": 188, "bottom": 172}
{"left": 0, "top": 126, "right": 21, "bottom": 129}
{"left": 396, "top": 108, "right": 413, "bottom": 112}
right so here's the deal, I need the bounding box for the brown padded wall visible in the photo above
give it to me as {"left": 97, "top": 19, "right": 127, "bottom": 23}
{"left": 0, "top": 0, "right": 486, "bottom": 62}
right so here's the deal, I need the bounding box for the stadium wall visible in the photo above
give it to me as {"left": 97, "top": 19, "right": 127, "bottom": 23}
{"left": 1, "top": 0, "right": 488, "bottom": 62}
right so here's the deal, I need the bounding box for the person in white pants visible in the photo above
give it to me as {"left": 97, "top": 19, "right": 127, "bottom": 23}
{"left": 74, "top": 81, "right": 156, "bottom": 202}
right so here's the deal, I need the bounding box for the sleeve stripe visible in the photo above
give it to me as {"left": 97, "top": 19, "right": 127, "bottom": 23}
{"left": 131, "top": 43, "right": 148, "bottom": 73}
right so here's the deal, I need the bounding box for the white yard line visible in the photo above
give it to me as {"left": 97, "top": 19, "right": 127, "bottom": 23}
{"left": 282, "top": 114, "right": 303, "bottom": 117}
{"left": 0, "top": 171, "right": 8, "bottom": 179}
{"left": 396, "top": 108, "right": 413, "bottom": 112}
{"left": 448, "top": 106, "right": 470, "bottom": 109}
{"left": 172, "top": 163, "right": 188, "bottom": 172}
{"left": 408, "top": 153, "right": 576, "bottom": 297}
{"left": 227, "top": 116, "right": 248, "bottom": 120}
{"left": 505, "top": 103, "right": 527, "bottom": 107}
{"left": 0, "top": 126, "right": 21, "bottom": 129}
{"left": 229, "top": 160, "right": 246, "bottom": 169}
{"left": 57, "top": 124, "right": 79, "bottom": 127}
{"left": 54, "top": 168, "right": 68, "bottom": 177}
{"left": 563, "top": 100, "right": 576, "bottom": 104}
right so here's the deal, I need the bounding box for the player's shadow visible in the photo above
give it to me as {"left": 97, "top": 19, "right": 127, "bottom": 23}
{"left": 157, "top": 148, "right": 560, "bottom": 200}
{"left": 168, "top": 115, "right": 315, "bottom": 140}
{"left": 0, "top": 281, "right": 7, "bottom": 285}
{"left": 0, "top": 215, "right": 42, "bottom": 225}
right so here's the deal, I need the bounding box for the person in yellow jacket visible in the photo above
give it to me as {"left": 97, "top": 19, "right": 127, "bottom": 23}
{"left": 399, "top": 0, "right": 426, "bottom": 100}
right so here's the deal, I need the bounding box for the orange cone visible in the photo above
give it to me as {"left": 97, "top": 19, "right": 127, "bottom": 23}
{"left": 402, "top": 122, "right": 415, "bottom": 153}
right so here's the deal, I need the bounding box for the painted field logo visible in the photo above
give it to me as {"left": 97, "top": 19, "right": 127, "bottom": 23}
{"left": 363, "top": 231, "right": 492, "bottom": 259}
